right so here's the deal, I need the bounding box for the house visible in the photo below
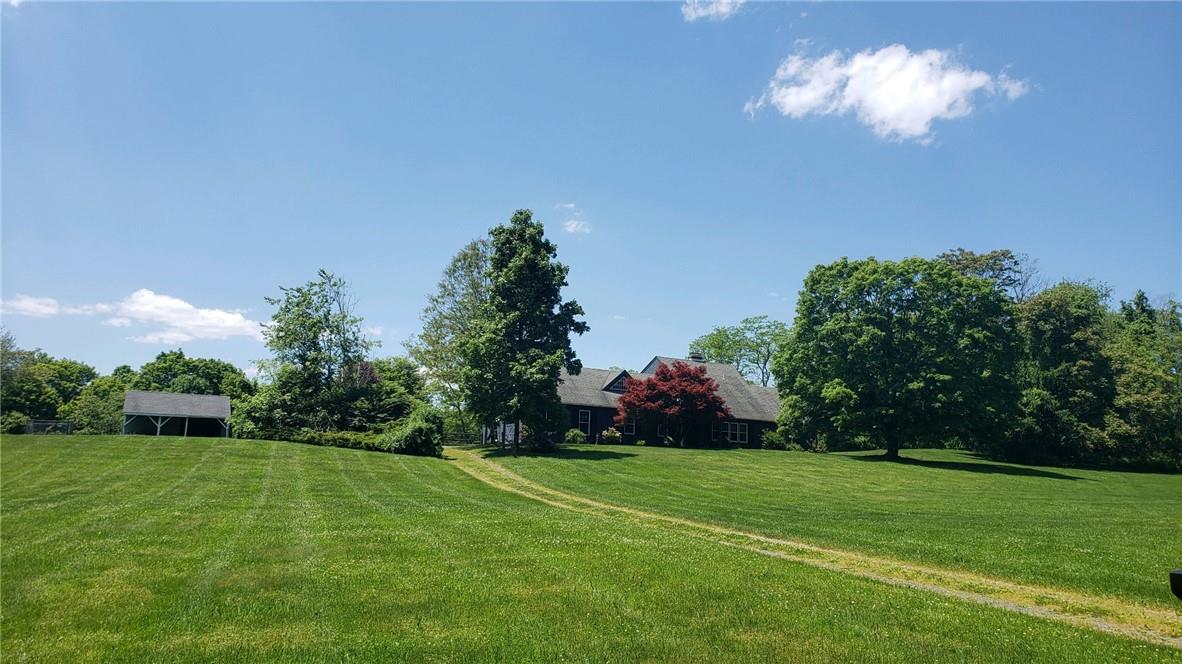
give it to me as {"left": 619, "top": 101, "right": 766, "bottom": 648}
{"left": 122, "top": 390, "right": 231, "bottom": 437}
{"left": 557, "top": 354, "right": 779, "bottom": 446}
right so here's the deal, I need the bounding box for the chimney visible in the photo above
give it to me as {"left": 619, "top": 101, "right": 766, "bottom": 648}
{"left": 687, "top": 352, "right": 705, "bottom": 362}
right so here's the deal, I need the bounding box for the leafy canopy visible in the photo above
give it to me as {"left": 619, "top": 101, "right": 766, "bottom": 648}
{"left": 775, "top": 257, "right": 1019, "bottom": 458}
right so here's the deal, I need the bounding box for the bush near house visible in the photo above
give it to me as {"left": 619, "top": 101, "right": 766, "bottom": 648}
{"left": 564, "top": 428, "right": 587, "bottom": 445}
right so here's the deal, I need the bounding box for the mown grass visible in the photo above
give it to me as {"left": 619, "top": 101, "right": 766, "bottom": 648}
{"left": 1, "top": 435, "right": 1177, "bottom": 662}
{"left": 493, "top": 445, "right": 1182, "bottom": 611}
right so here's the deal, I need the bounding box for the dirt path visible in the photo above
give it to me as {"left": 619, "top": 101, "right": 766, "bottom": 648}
{"left": 448, "top": 447, "right": 1182, "bottom": 650}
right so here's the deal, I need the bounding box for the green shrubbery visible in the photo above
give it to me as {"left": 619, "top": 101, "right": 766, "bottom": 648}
{"left": 380, "top": 404, "right": 445, "bottom": 458}
{"left": 600, "top": 426, "right": 622, "bottom": 444}
{"left": 564, "top": 428, "right": 587, "bottom": 445}
{"left": 1, "top": 411, "right": 30, "bottom": 435}
{"left": 291, "top": 429, "right": 385, "bottom": 451}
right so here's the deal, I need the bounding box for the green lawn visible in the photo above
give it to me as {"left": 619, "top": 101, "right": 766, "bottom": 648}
{"left": 493, "top": 444, "right": 1182, "bottom": 610}
{"left": 1, "top": 436, "right": 1177, "bottom": 662}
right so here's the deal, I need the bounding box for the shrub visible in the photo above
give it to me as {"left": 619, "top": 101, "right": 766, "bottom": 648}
{"left": 382, "top": 404, "right": 444, "bottom": 458}
{"left": 761, "top": 428, "right": 788, "bottom": 450}
{"left": 1, "top": 411, "right": 30, "bottom": 435}
{"left": 634, "top": 439, "right": 647, "bottom": 446}
{"left": 292, "top": 429, "right": 384, "bottom": 451}
{"left": 564, "top": 428, "right": 587, "bottom": 445}
{"left": 601, "top": 426, "right": 622, "bottom": 444}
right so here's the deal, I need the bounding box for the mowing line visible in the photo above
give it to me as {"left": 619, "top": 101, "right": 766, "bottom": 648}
{"left": 448, "top": 447, "right": 1182, "bottom": 650}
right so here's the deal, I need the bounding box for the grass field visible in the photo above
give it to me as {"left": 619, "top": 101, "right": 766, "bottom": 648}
{"left": 2, "top": 435, "right": 1179, "bottom": 662}
{"left": 494, "top": 445, "right": 1182, "bottom": 610}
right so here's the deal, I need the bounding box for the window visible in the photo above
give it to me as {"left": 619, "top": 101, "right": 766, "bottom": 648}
{"left": 721, "top": 421, "right": 748, "bottom": 444}
{"left": 578, "top": 409, "right": 591, "bottom": 435}
{"left": 657, "top": 422, "right": 666, "bottom": 437}
{"left": 623, "top": 418, "right": 636, "bottom": 435}
{"left": 711, "top": 421, "right": 720, "bottom": 442}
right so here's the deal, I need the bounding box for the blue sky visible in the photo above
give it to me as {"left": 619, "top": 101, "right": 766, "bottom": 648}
{"left": 2, "top": 1, "right": 1179, "bottom": 375}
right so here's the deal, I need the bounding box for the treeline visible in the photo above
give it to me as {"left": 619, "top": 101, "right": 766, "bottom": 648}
{"left": 1, "top": 209, "right": 587, "bottom": 458}
{"left": 769, "top": 249, "right": 1181, "bottom": 470}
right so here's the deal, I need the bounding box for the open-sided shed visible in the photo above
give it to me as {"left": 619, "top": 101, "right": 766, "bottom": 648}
{"left": 122, "top": 390, "right": 231, "bottom": 437}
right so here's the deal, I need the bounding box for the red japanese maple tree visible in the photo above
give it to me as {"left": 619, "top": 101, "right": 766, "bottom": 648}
{"left": 614, "top": 361, "right": 732, "bottom": 446}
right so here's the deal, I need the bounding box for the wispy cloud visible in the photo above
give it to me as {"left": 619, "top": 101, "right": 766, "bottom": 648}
{"left": 682, "top": 0, "right": 745, "bottom": 23}
{"left": 1, "top": 289, "right": 264, "bottom": 344}
{"left": 557, "top": 202, "right": 593, "bottom": 234}
{"left": 366, "top": 325, "right": 384, "bottom": 337}
{"left": 563, "top": 219, "right": 593, "bottom": 234}
{"left": 1, "top": 295, "right": 62, "bottom": 317}
{"left": 745, "top": 44, "right": 1029, "bottom": 143}
{"left": 612, "top": 314, "right": 627, "bottom": 321}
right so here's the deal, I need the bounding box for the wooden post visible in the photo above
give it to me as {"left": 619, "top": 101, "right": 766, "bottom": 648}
{"left": 183, "top": 417, "right": 189, "bottom": 437}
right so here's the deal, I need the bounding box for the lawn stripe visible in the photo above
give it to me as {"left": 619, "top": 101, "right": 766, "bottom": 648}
{"left": 448, "top": 447, "right": 1182, "bottom": 650}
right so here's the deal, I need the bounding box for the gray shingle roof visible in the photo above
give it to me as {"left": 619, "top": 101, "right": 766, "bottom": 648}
{"left": 557, "top": 368, "right": 628, "bottom": 409}
{"left": 558, "top": 357, "right": 780, "bottom": 423}
{"left": 123, "top": 390, "right": 231, "bottom": 419}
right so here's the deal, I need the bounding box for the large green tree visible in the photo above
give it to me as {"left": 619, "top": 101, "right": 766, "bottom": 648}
{"left": 406, "top": 238, "right": 491, "bottom": 432}
{"left": 460, "top": 210, "right": 588, "bottom": 453}
{"left": 774, "top": 257, "right": 1019, "bottom": 459}
{"left": 1004, "top": 282, "right": 1116, "bottom": 463}
{"left": 1103, "top": 292, "right": 1182, "bottom": 467}
{"left": 0, "top": 330, "right": 97, "bottom": 421}
{"left": 133, "top": 350, "right": 253, "bottom": 400}
{"left": 689, "top": 316, "right": 789, "bottom": 386}
{"left": 258, "top": 269, "right": 377, "bottom": 432}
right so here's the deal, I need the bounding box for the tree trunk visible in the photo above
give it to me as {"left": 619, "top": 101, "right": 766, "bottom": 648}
{"left": 512, "top": 420, "right": 519, "bottom": 457}
{"left": 883, "top": 441, "right": 900, "bottom": 460}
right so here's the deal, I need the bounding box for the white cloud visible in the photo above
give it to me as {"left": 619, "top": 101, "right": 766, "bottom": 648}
{"left": 746, "top": 44, "right": 1029, "bottom": 143}
{"left": 0, "top": 295, "right": 61, "bottom": 317}
{"left": 612, "top": 314, "right": 627, "bottom": 321}
{"left": 0, "top": 289, "right": 263, "bottom": 344}
{"left": 682, "top": 0, "right": 745, "bottom": 22}
{"left": 767, "top": 291, "right": 782, "bottom": 299}
{"left": 563, "top": 219, "right": 593, "bottom": 234}
{"left": 556, "top": 203, "right": 577, "bottom": 210}
{"left": 366, "top": 325, "right": 383, "bottom": 337}
{"left": 6, "top": 0, "right": 23, "bottom": 8}
{"left": 115, "top": 289, "right": 264, "bottom": 344}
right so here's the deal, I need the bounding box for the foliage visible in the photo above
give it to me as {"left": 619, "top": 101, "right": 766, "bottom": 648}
{"left": 460, "top": 210, "right": 589, "bottom": 453}
{"left": 775, "top": 257, "right": 1020, "bottom": 459}
{"left": 253, "top": 270, "right": 381, "bottom": 434}
{"left": 689, "top": 316, "right": 789, "bottom": 386}
{"left": 760, "top": 427, "right": 801, "bottom": 451}
{"left": 59, "top": 374, "right": 136, "bottom": 434}
{"left": 937, "top": 247, "right": 1043, "bottom": 303}
{"left": 997, "top": 282, "right": 1117, "bottom": 464}
{"left": 291, "top": 429, "right": 385, "bottom": 452}
{"left": 600, "top": 426, "right": 622, "bottom": 444}
{"left": 563, "top": 428, "right": 587, "bottom": 446}
{"left": 133, "top": 349, "right": 254, "bottom": 400}
{"left": 1, "top": 411, "right": 30, "bottom": 434}
{"left": 615, "top": 361, "right": 732, "bottom": 447}
{"left": 381, "top": 403, "right": 445, "bottom": 457}
{"left": 406, "top": 238, "right": 492, "bottom": 433}
{"left": 1, "top": 331, "right": 98, "bottom": 421}
{"left": 1103, "top": 293, "right": 1182, "bottom": 469}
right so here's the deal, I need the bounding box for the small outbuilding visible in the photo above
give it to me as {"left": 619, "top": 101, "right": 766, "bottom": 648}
{"left": 122, "top": 390, "right": 231, "bottom": 437}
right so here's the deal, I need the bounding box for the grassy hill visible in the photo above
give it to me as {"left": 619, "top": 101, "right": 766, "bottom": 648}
{"left": 494, "top": 445, "right": 1182, "bottom": 609}
{"left": 2, "top": 435, "right": 1178, "bottom": 662}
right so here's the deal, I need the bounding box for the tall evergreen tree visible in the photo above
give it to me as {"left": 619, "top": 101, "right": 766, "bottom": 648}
{"left": 460, "top": 210, "right": 588, "bottom": 453}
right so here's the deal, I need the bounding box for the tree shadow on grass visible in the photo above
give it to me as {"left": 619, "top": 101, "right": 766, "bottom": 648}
{"left": 483, "top": 448, "right": 638, "bottom": 461}
{"left": 845, "top": 453, "right": 1090, "bottom": 481}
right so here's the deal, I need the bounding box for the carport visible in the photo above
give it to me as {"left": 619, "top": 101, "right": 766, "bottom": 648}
{"left": 122, "top": 390, "right": 231, "bottom": 437}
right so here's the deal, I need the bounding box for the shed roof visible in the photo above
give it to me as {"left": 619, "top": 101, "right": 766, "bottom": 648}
{"left": 558, "top": 357, "right": 780, "bottom": 423}
{"left": 123, "top": 390, "right": 231, "bottom": 419}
